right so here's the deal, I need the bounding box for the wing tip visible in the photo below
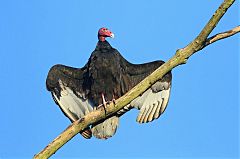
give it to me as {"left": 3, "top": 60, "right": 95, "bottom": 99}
{"left": 80, "top": 128, "right": 92, "bottom": 139}
{"left": 136, "top": 86, "right": 171, "bottom": 124}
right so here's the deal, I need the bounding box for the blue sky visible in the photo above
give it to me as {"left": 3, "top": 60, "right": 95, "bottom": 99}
{"left": 0, "top": 0, "right": 239, "bottom": 158}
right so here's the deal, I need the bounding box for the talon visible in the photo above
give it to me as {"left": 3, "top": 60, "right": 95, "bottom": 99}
{"left": 113, "top": 99, "right": 116, "bottom": 105}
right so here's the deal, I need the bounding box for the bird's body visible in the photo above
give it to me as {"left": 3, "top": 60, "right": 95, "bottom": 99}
{"left": 46, "top": 28, "right": 172, "bottom": 139}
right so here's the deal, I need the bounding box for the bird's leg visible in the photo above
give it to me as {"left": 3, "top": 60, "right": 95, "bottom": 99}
{"left": 101, "top": 93, "right": 107, "bottom": 115}
{"left": 94, "top": 93, "right": 107, "bottom": 111}
{"left": 100, "top": 93, "right": 116, "bottom": 115}
{"left": 98, "top": 93, "right": 115, "bottom": 110}
{"left": 112, "top": 94, "right": 116, "bottom": 105}
{"left": 101, "top": 93, "right": 107, "bottom": 107}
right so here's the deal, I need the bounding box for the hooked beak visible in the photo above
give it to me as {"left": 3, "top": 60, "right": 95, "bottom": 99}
{"left": 110, "top": 33, "right": 114, "bottom": 38}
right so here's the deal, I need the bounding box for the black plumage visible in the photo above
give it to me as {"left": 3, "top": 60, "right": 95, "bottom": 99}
{"left": 46, "top": 28, "right": 172, "bottom": 139}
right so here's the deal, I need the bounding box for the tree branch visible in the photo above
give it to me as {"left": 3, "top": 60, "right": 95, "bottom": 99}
{"left": 203, "top": 25, "right": 240, "bottom": 48}
{"left": 34, "top": 0, "right": 238, "bottom": 158}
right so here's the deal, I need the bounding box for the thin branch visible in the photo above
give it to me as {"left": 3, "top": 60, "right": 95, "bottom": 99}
{"left": 204, "top": 25, "right": 240, "bottom": 47}
{"left": 34, "top": 0, "right": 238, "bottom": 158}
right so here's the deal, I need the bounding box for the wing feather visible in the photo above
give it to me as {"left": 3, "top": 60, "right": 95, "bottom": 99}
{"left": 46, "top": 64, "right": 93, "bottom": 139}
{"left": 53, "top": 80, "right": 94, "bottom": 121}
{"left": 153, "top": 100, "right": 162, "bottom": 119}
{"left": 131, "top": 82, "right": 171, "bottom": 123}
{"left": 147, "top": 102, "right": 159, "bottom": 121}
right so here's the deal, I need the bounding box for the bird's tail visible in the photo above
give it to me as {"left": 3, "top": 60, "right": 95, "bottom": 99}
{"left": 91, "top": 116, "right": 119, "bottom": 139}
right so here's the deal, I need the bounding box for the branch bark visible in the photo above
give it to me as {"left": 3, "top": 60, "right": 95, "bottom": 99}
{"left": 203, "top": 25, "right": 240, "bottom": 47}
{"left": 34, "top": 0, "right": 238, "bottom": 158}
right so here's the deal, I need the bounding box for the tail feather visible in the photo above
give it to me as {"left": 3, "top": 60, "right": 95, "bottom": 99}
{"left": 91, "top": 116, "right": 119, "bottom": 139}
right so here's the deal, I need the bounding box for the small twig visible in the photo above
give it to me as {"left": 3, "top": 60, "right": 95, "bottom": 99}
{"left": 204, "top": 25, "right": 240, "bottom": 47}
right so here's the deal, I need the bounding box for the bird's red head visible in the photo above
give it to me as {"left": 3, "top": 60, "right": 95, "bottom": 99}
{"left": 98, "top": 27, "right": 114, "bottom": 42}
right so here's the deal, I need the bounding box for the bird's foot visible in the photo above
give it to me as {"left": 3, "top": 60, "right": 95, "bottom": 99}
{"left": 101, "top": 93, "right": 108, "bottom": 107}
{"left": 95, "top": 94, "right": 116, "bottom": 111}
{"left": 101, "top": 93, "right": 116, "bottom": 106}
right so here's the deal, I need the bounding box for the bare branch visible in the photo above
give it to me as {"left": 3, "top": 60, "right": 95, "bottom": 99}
{"left": 34, "top": 0, "right": 238, "bottom": 158}
{"left": 204, "top": 25, "right": 240, "bottom": 47}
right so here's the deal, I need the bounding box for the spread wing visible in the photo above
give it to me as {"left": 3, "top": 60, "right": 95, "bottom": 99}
{"left": 117, "top": 55, "right": 172, "bottom": 123}
{"left": 46, "top": 64, "right": 94, "bottom": 138}
{"left": 130, "top": 80, "right": 171, "bottom": 123}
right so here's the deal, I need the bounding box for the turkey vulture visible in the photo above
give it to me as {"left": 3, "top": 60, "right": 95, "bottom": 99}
{"left": 46, "top": 27, "right": 172, "bottom": 139}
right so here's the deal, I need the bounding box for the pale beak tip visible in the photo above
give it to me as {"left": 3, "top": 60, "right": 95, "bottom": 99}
{"left": 110, "top": 33, "right": 114, "bottom": 38}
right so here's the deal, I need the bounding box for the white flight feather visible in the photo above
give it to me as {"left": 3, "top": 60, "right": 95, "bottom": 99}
{"left": 131, "top": 84, "right": 171, "bottom": 123}
{"left": 53, "top": 80, "right": 94, "bottom": 121}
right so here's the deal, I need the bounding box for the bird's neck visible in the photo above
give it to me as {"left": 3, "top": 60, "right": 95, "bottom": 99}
{"left": 95, "top": 40, "right": 112, "bottom": 51}
{"left": 98, "top": 36, "right": 106, "bottom": 42}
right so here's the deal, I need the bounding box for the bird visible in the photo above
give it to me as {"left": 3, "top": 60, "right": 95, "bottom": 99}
{"left": 46, "top": 27, "right": 172, "bottom": 139}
